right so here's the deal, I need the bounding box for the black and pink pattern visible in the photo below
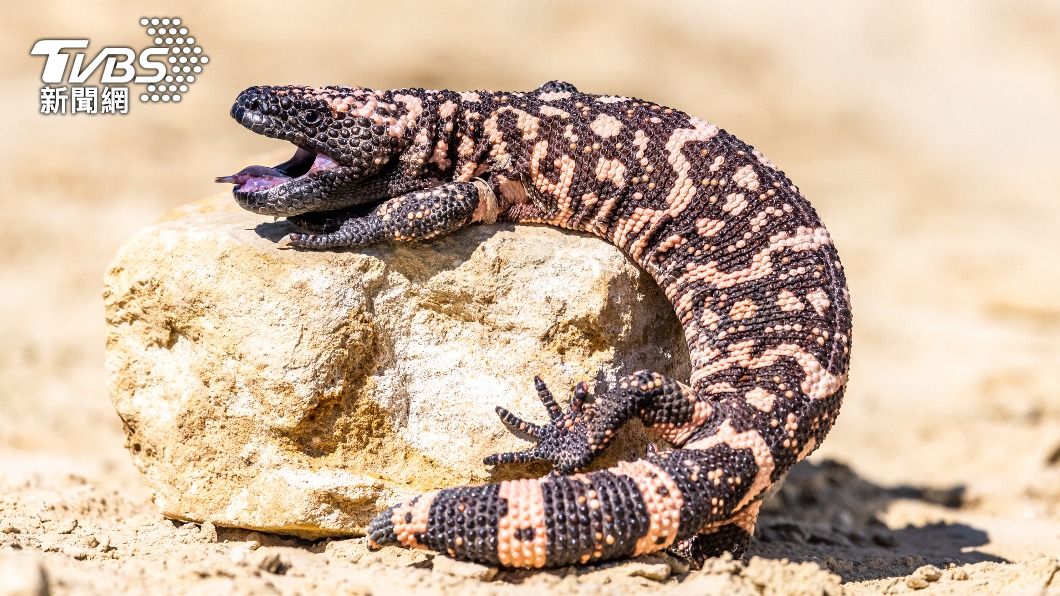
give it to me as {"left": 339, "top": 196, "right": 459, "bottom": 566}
{"left": 222, "top": 80, "right": 852, "bottom": 568}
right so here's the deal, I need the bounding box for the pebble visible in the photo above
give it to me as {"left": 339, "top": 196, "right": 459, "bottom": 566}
{"left": 199, "top": 521, "right": 217, "bottom": 543}
{"left": 254, "top": 549, "right": 292, "bottom": 575}
{"left": 905, "top": 564, "right": 943, "bottom": 590}
{"left": 905, "top": 576, "right": 929, "bottom": 590}
{"left": 94, "top": 533, "right": 114, "bottom": 552}
{"left": 56, "top": 519, "right": 77, "bottom": 535}
{"left": 0, "top": 552, "right": 49, "bottom": 596}
{"left": 663, "top": 553, "right": 690, "bottom": 576}
{"left": 229, "top": 546, "right": 251, "bottom": 565}
{"left": 63, "top": 546, "right": 91, "bottom": 561}
{"left": 914, "top": 564, "right": 942, "bottom": 582}
{"left": 620, "top": 557, "right": 672, "bottom": 582}
{"left": 431, "top": 555, "right": 498, "bottom": 581}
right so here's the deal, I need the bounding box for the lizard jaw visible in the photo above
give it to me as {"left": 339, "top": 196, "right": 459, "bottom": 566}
{"left": 215, "top": 144, "right": 341, "bottom": 194}
{"left": 222, "top": 85, "right": 405, "bottom": 217}
{"left": 215, "top": 140, "right": 367, "bottom": 217}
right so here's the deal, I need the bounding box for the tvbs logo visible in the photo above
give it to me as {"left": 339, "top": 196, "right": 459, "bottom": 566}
{"left": 31, "top": 17, "right": 208, "bottom": 115}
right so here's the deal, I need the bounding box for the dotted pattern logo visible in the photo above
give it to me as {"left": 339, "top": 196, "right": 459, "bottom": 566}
{"left": 138, "top": 17, "right": 208, "bottom": 103}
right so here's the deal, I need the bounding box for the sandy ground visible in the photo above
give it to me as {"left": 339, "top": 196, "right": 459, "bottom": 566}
{"left": 2, "top": 1, "right": 1059, "bottom": 594}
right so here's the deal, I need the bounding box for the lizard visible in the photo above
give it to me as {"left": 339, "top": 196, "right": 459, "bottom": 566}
{"left": 217, "top": 80, "right": 852, "bottom": 569}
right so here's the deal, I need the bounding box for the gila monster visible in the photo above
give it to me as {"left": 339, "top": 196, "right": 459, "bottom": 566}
{"left": 218, "top": 80, "right": 852, "bottom": 569}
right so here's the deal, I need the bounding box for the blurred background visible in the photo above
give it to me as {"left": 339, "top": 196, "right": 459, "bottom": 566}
{"left": 1, "top": 0, "right": 1059, "bottom": 585}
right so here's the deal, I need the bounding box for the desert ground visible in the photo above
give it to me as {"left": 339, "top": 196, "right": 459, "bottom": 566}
{"left": 2, "top": 1, "right": 1059, "bottom": 594}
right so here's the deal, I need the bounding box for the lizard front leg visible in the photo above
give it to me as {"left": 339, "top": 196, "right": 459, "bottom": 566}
{"left": 286, "top": 170, "right": 441, "bottom": 233}
{"left": 288, "top": 180, "right": 492, "bottom": 250}
{"left": 285, "top": 205, "right": 375, "bottom": 235}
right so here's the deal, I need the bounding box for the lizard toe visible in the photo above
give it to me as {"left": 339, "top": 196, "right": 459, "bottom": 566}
{"left": 483, "top": 448, "right": 544, "bottom": 466}
{"left": 495, "top": 405, "right": 545, "bottom": 439}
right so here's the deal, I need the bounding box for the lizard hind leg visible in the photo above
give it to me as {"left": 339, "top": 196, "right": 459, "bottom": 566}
{"left": 668, "top": 500, "right": 762, "bottom": 569}
{"left": 484, "top": 376, "right": 594, "bottom": 473}
{"left": 484, "top": 371, "right": 711, "bottom": 476}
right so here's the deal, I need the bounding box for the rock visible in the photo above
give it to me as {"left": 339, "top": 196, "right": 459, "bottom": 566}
{"left": 104, "top": 195, "right": 688, "bottom": 539}
{"left": 947, "top": 567, "right": 969, "bottom": 581}
{"left": 620, "top": 558, "right": 672, "bottom": 581}
{"left": 0, "top": 553, "right": 49, "bottom": 596}
{"left": 93, "top": 533, "right": 114, "bottom": 552}
{"left": 55, "top": 519, "right": 76, "bottom": 535}
{"left": 253, "top": 549, "right": 292, "bottom": 575}
{"left": 199, "top": 521, "right": 217, "bottom": 542}
{"left": 431, "top": 556, "right": 498, "bottom": 581}
{"left": 323, "top": 539, "right": 368, "bottom": 563}
{"left": 228, "top": 545, "right": 253, "bottom": 566}
{"left": 905, "top": 576, "right": 929, "bottom": 590}
{"left": 913, "top": 564, "right": 942, "bottom": 583}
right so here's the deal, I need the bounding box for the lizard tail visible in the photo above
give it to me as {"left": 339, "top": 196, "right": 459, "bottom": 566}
{"left": 366, "top": 442, "right": 768, "bottom": 569}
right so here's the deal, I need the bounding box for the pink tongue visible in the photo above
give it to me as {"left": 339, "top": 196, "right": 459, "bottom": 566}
{"left": 215, "top": 165, "right": 290, "bottom": 192}
{"left": 309, "top": 153, "right": 338, "bottom": 172}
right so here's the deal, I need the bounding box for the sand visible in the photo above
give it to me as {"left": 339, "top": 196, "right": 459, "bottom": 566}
{"left": 2, "top": 1, "right": 1059, "bottom": 594}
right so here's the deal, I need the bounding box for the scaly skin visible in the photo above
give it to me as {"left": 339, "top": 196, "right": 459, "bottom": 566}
{"left": 220, "top": 80, "right": 853, "bottom": 569}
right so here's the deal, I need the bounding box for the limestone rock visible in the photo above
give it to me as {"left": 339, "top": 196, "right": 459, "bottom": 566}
{"left": 104, "top": 194, "right": 688, "bottom": 538}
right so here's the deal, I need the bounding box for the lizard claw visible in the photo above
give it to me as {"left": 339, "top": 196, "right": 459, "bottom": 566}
{"left": 484, "top": 375, "right": 594, "bottom": 474}
{"left": 570, "top": 381, "right": 589, "bottom": 413}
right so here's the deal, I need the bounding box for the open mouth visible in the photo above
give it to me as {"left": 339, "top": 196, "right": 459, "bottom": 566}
{"left": 215, "top": 145, "right": 341, "bottom": 194}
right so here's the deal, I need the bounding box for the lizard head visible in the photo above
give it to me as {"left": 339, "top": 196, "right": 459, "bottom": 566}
{"left": 217, "top": 85, "right": 408, "bottom": 216}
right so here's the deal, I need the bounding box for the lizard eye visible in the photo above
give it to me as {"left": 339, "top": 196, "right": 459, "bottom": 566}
{"left": 302, "top": 109, "right": 320, "bottom": 124}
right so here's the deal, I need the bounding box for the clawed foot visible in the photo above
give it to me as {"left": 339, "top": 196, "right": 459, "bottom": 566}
{"left": 286, "top": 227, "right": 362, "bottom": 250}
{"left": 287, "top": 232, "right": 337, "bottom": 249}
{"left": 666, "top": 525, "right": 751, "bottom": 569}
{"left": 484, "top": 376, "right": 594, "bottom": 474}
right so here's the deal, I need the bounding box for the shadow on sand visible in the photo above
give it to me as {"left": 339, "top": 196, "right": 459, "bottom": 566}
{"left": 751, "top": 459, "right": 1004, "bottom": 582}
